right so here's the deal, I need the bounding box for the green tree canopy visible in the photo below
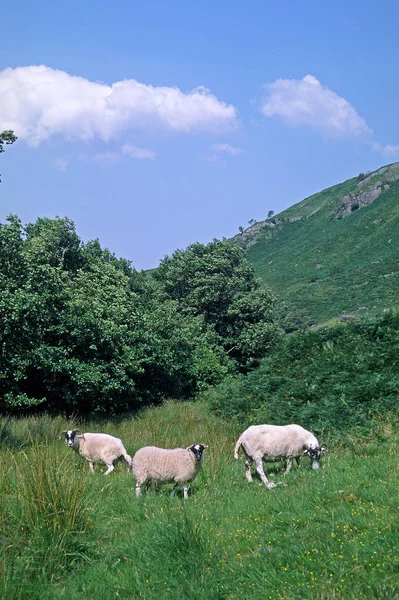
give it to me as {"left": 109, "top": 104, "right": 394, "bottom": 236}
{"left": 0, "top": 216, "right": 226, "bottom": 412}
{"left": 0, "top": 130, "right": 17, "bottom": 153}
{"left": 154, "top": 239, "right": 280, "bottom": 370}
{"left": 0, "top": 130, "right": 17, "bottom": 182}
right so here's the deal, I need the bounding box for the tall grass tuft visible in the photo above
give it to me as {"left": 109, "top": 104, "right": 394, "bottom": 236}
{"left": 1, "top": 435, "right": 97, "bottom": 598}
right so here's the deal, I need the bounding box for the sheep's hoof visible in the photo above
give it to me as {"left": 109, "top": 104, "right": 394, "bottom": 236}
{"left": 266, "top": 483, "right": 276, "bottom": 489}
{"left": 276, "top": 481, "right": 287, "bottom": 487}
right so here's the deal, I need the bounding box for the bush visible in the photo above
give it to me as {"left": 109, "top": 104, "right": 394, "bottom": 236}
{"left": 207, "top": 312, "right": 399, "bottom": 437}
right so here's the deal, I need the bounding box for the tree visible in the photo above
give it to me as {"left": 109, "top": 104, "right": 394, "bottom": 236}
{"left": 154, "top": 239, "right": 280, "bottom": 370}
{"left": 0, "top": 130, "right": 17, "bottom": 153}
{"left": 238, "top": 226, "right": 244, "bottom": 235}
{"left": 267, "top": 210, "right": 274, "bottom": 219}
{"left": 0, "top": 130, "right": 17, "bottom": 182}
{"left": 0, "top": 215, "right": 227, "bottom": 412}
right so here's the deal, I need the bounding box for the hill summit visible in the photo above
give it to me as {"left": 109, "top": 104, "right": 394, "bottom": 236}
{"left": 234, "top": 163, "right": 399, "bottom": 327}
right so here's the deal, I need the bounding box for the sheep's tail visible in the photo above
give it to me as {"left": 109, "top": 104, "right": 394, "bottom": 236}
{"left": 234, "top": 437, "right": 242, "bottom": 460}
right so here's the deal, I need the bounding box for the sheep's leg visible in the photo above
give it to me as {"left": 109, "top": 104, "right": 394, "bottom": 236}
{"left": 89, "top": 461, "right": 95, "bottom": 474}
{"left": 135, "top": 479, "right": 147, "bottom": 496}
{"left": 171, "top": 484, "right": 188, "bottom": 498}
{"left": 285, "top": 458, "right": 293, "bottom": 474}
{"left": 255, "top": 459, "right": 276, "bottom": 489}
{"left": 295, "top": 457, "right": 301, "bottom": 467}
{"left": 245, "top": 457, "right": 253, "bottom": 482}
{"left": 103, "top": 464, "right": 114, "bottom": 476}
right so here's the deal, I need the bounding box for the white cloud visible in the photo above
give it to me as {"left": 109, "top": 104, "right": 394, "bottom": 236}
{"left": 211, "top": 143, "right": 242, "bottom": 156}
{"left": 80, "top": 144, "right": 156, "bottom": 165}
{"left": 52, "top": 158, "right": 68, "bottom": 172}
{"left": 91, "top": 152, "right": 121, "bottom": 165}
{"left": 0, "top": 65, "right": 238, "bottom": 146}
{"left": 122, "top": 143, "right": 156, "bottom": 160}
{"left": 372, "top": 142, "right": 399, "bottom": 156}
{"left": 261, "top": 75, "right": 371, "bottom": 138}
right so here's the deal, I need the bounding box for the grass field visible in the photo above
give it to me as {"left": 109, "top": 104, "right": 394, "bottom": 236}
{"left": 1, "top": 401, "right": 398, "bottom": 599}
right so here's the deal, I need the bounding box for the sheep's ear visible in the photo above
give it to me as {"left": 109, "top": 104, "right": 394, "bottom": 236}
{"left": 201, "top": 444, "right": 209, "bottom": 449}
{"left": 60, "top": 431, "right": 67, "bottom": 439}
{"left": 320, "top": 446, "right": 327, "bottom": 453}
{"left": 302, "top": 449, "right": 309, "bottom": 456}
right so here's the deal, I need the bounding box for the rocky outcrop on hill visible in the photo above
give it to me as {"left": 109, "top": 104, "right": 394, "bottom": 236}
{"left": 356, "top": 162, "right": 399, "bottom": 186}
{"left": 235, "top": 214, "right": 303, "bottom": 247}
{"left": 335, "top": 182, "right": 389, "bottom": 219}
{"left": 334, "top": 162, "right": 399, "bottom": 220}
{"left": 234, "top": 162, "right": 399, "bottom": 246}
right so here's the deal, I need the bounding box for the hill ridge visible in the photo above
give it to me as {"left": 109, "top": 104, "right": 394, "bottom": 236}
{"left": 234, "top": 162, "right": 399, "bottom": 327}
{"left": 235, "top": 162, "right": 399, "bottom": 248}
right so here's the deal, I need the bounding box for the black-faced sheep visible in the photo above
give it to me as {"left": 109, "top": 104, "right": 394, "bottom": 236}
{"left": 62, "top": 430, "right": 133, "bottom": 475}
{"left": 234, "top": 424, "right": 326, "bottom": 488}
{"left": 132, "top": 444, "right": 208, "bottom": 498}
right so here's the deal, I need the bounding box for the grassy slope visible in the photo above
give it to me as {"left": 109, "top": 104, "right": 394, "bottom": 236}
{"left": 1, "top": 402, "right": 398, "bottom": 600}
{"left": 242, "top": 171, "right": 399, "bottom": 325}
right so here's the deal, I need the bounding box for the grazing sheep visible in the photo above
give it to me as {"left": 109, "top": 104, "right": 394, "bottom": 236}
{"left": 132, "top": 444, "right": 208, "bottom": 498}
{"left": 62, "top": 430, "right": 133, "bottom": 475}
{"left": 234, "top": 424, "right": 326, "bottom": 489}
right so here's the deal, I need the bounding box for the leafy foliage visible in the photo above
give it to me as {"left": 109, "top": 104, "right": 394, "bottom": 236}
{"left": 207, "top": 311, "right": 399, "bottom": 436}
{"left": 0, "top": 129, "right": 17, "bottom": 182}
{"left": 0, "top": 130, "right": 17, "bottom": 153}
{"left": 154, "top": 239, "right": 280, "bottom": 370}
{"left": 0, "top": 216, "right": 238, "bottom": 412}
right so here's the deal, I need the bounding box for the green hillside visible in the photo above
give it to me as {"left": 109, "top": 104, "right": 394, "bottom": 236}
{"left": 235, "top": 163, "right": 399, "bottom": 326}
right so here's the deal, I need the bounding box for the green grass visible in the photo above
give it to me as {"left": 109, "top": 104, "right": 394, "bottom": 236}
{"left": 1, "top": 401, "right": 398, "bottom": 599}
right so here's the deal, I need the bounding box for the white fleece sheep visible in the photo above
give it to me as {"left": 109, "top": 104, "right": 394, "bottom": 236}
{"left": 234, "top": 424, "right": 326, "bottom": 489}
{"left": 62, "top": 430, "right": 133, "bottom": 475}
{"left": 132, "top": 444, "right": 208, "bottom": 498}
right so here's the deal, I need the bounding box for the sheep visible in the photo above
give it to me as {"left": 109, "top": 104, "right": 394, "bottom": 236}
{"left": 132, "top": 444, "right": 208, "bottom": 499}
{"left": 234, "top": 424, "right": 326, "bottom": 489}
{"left": 62, "top": 430, "right": 133, "bottom": 475}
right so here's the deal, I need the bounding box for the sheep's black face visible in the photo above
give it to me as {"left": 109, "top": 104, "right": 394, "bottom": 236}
{"left": 189, "top": 444, "right": 208, "bottom": 461}
{"left": 63, "top": 430, "right": 78, "bottom": 447}
{"left": 305, "top": 445, "right": 327, "bottom": 469}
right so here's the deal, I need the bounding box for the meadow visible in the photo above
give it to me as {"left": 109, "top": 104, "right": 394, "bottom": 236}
{"left": 1, "top": 401, "right": 398, "bottom": 600}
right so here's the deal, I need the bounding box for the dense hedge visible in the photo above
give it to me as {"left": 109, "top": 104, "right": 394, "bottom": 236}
{"left": 207, "top": 311, "right": 399, "bottom": 436}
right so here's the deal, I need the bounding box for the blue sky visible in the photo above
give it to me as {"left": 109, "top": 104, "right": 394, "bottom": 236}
{"left": 1, "top": 0, "right": 399, "bottom": 269}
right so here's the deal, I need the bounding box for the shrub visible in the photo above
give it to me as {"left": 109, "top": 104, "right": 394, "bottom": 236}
{"left": 207, "top": 312, "right": 399, "bottom": 437}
